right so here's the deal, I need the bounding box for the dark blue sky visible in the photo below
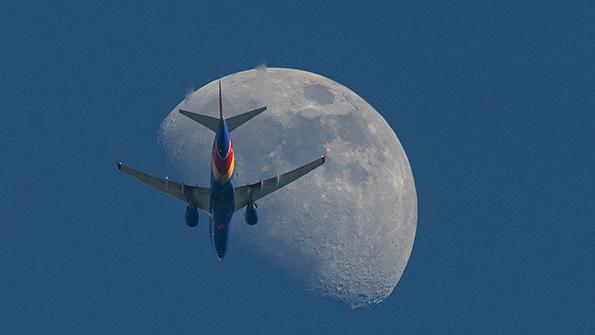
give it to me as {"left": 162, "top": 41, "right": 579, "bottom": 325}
{"left": 2, "top": 1, "right": 593, "bottom": 333}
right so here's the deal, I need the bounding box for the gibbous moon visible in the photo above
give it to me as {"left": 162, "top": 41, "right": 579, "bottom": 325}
{"left": 159, "top": 67, "right": 417, "bottom": 308}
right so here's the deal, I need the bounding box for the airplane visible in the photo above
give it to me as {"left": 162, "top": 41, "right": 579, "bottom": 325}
{"left": 116, "top": 80, "right": 326, "bottom": 261}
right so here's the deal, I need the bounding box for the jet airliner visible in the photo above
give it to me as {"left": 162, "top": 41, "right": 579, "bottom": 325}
{"left": 116, "top": 81, "right": 326, "bottom": 260}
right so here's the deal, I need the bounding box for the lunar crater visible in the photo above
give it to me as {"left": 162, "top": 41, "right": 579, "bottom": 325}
{"left": 303, "top": 83, "right": 336, "bottom": 105}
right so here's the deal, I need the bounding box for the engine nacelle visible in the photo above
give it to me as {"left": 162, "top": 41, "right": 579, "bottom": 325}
{"left": 185, "top": 205, "right": 199, "bottom": 227}
{"left": 244, "top": 202, "right": 259, "bottom": 225}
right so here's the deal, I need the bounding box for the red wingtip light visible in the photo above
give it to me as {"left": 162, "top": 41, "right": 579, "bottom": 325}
{"left": 322, "top": 152, "right": 328, "bottom": 163}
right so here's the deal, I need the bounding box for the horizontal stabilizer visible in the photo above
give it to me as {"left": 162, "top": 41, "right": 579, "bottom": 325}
{"left": 227, "top": 106, "right": 267, "bottom": 132}
{"left": 179, "top": 106, "right": 267, "bottom": 132}
{"left": 179, "top": 109, "right": 220, "bottom": 132}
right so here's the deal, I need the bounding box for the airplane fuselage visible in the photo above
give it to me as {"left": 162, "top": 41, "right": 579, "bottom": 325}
{"left": 209, "top": 120, "right": 235, "bottom": 260}
{"left": 116, "top": 80, "right": 325, "bottom": 262}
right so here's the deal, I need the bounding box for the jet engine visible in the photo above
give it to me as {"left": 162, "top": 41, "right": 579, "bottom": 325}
{"left": 244, "top": 202, "right": 258, "bottom": 225}
{"left": 185, "top": 205, "right": 199, "bottom": 227}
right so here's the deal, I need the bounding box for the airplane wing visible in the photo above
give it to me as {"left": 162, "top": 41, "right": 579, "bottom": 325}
{"left": 233, "top": 154, "right": 327, "bottom": 211}
{"left": 116, "top": 162, "right": 211, "bottom": 213}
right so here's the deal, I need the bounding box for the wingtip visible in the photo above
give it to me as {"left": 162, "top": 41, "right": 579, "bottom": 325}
{"left": 116, "top": 161, "right": 123, "bottom": 171}
{"left": 322, "top": 152, "right": 328, "bottom": 164}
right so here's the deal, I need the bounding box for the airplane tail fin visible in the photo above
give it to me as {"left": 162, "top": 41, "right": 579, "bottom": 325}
{"left": 218, "top": 79, "right": 267, "bottom": 131}
{"left": 218, "top": 80, "right": 223, "bottom": 120}
{"left": 179, "top": 79, "right": 267, "bottom": 132}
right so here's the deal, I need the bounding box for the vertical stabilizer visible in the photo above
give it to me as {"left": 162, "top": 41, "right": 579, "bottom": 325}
{"left": 219, "top": 80, "right": 223, "bottom": 120}
{"left": 179, "top": 78, "right": 267, "bottom": 132}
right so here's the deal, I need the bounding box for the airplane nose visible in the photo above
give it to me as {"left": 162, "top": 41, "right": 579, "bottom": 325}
{"left": 215, "top": 242, "right": 227, "bottom": 262}
{"left": 211, "top": 223, "right": 228, "bottom": 261}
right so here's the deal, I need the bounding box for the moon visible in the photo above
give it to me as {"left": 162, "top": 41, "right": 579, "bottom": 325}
{"left": 159, "top": 67, "right": 417, "bottom": 308}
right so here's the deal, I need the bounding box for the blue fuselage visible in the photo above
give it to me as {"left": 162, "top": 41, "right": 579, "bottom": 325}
{"left": 209, "top": 120, "right": 235, "bottom": 260}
